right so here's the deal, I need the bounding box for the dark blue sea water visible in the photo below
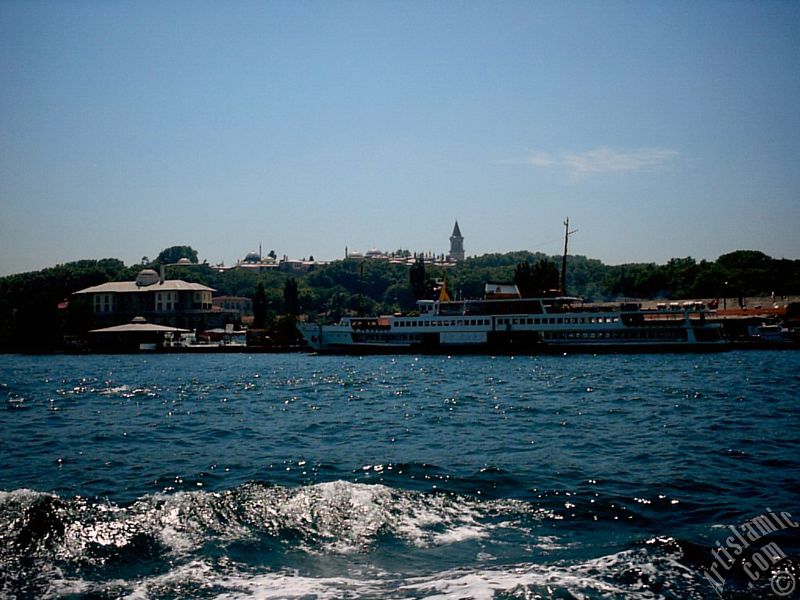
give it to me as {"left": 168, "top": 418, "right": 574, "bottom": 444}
{"left": 1, "top": 351, "right": 799, "bottom": 599}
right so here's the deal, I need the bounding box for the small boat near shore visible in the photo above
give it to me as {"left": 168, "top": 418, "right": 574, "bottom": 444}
{"left": 298, "top": 284, "right": 729, "bottom": 355}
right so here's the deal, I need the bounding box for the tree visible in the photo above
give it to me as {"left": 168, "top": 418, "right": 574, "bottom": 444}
{"left": 253, "top": 282, "right": 267, "bottom": 329}
{"left": 513, "top": 262, "right": 533, "bottom": 296}
{"left": 410, "top": 257, "right": 428, "bottom": 300}
{"left": 155, "top": 246, "right": 199, "bottom": 265}
{"left": 514, "top": 259, "right": 559, "bottom": 297}
{"left": 283, "top": 277, "right": 299, "bottom": 315}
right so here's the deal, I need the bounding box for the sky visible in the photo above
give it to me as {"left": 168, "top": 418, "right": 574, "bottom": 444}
{"left": 1, "top": 1, "right": 799, "bottom": 276}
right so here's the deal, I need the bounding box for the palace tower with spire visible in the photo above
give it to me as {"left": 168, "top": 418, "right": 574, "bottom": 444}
{"left": 448, "top": 221, "right": 465, "bottom": 262}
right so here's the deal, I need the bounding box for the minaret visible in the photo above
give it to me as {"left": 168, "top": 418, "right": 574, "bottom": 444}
{"left": 448, "top": 221, "right": 465, "bottom": 262}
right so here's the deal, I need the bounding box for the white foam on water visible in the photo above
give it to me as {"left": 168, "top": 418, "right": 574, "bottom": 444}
{"left": 212, "top": 570, "right": 387, "bottom": 600}
{"left": 43, "top": 559, "right": 389, "bottom": 600}
{"left": 45, "top": 560, "right": 220, "bottom": 600}
{"left": 398, "top": 544, "right": 703, "bottom": 599}
{"left": 430, "top": 523, "right": 487, "bottom": 545}
{"left": 146, "top": 490, "right": 255, "bottom": 554}
{"left": 533, "top": 534, "right": 572, "bottom": 552}
{"left": 121, "top": 559, "right": 222, "bottom": 600}
{"left": 61, "top": 507, "right": 140, "bottom": 557}
{"left": 0, "top": 487, "right": 54, "bottom": 505}
{"left": 276, "top": 480, "right": 393, "bottom": 553}
{"left": 44, "top": 573, "right": 129, "bottom": 600}
{"left": 398, "top": 537, "right": 707, "bottom": 599}
{"left": 391, "top": 490, "right": 488, "bottom": 547}
{"left": 2, "top": 484, "right": 710, "bottom": 599}
{"left": 2, "top": 481, "right": 544, "bottom": 564}
{"left": 238, "top": 480, "right": 509, "bottom": 553}
{"left": 36, "top": 537, "right": 709, "bottom": 600}
{"left": 399, "top": 564, "right": 627, "bottom": 600}
{"left": 99, "top": 384, "right": 131, "bottom": 396}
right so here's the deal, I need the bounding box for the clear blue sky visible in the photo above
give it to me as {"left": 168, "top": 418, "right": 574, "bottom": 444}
{"left": 1, "top": 1, "right": 799, "bottom": 276}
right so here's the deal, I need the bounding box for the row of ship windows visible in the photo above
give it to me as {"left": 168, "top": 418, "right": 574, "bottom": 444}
{"left": 358, "top": 334, "right": 418, "bottom": 342}
{"left": 499, "top": 316, "right": 620, "bottom": 326}
{"left": 395, "top": 318, "right": 492, "bottom": 328}
{"left": 544, "top": 330, "right": 683, "bottom": 340}
{"left": 358, "top": 331, "right": 683, "bottom": 342}
{"left": 394, "top": 316, "right": 622, "bottom": 328}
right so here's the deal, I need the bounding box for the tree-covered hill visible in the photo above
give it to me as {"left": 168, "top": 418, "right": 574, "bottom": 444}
{"left": 1, "top": 246, "right": 798, "bottom": 352}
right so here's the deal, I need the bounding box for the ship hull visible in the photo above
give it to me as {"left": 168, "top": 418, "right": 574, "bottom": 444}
{"left": 298, "top": 324, "right": 728, "bottom": 355}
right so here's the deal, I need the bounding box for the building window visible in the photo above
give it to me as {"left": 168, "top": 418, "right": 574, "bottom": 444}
{"left": 94, "top": 294, "right": 114, "bottom": 313}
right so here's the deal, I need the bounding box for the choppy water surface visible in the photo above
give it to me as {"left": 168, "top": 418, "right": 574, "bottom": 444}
{"left": 1, "top": 352, "right": 799, "bottom": 599}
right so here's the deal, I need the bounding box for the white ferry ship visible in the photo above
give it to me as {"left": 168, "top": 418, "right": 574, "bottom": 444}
{"left": 298, "top": 283, "right": 728, "bottom": 354}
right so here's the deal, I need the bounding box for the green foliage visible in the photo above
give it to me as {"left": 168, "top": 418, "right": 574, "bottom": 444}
{"left": 154, "top": 245, "right": 199, "bottom": 265}
{"left": 514, "top": 259, "right": 559, "bottom": 297}
{"left": 409, "top": 257, "right": 428, "bottom": 300}
{"left": 283, "top": 278, "right": 299, "bottom": 315}
{"left": 0, "top": 258, "right": 135, "bottom": 352}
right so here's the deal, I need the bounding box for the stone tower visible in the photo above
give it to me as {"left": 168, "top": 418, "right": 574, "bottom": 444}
{"left": 448, "top": 221, "right": 465, "bottom": 262}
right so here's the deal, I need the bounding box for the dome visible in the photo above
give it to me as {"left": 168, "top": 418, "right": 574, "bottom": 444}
{"left": 177, "top": 257, "right": 192, "bottom": 265}
{"left": 244, "top": 251, "right": 261, "bottom": 264}
{"left": 135, "top": 269, "right": 160, "bottom": 287}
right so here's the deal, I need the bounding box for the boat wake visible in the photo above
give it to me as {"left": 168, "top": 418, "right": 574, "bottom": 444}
{"left": 0, "top": 482, "right": 794, "bottom": 599}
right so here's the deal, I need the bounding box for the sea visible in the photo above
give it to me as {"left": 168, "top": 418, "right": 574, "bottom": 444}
{"left": 1, "top": 351, "right": 798, "bottom": 599}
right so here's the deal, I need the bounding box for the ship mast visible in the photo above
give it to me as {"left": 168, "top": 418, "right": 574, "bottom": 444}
{"left": 560, "top": 218, "right": 577, "bottom": 295}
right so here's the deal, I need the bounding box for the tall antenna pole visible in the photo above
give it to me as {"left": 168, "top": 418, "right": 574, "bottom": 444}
{"left": 560, "top": 218, "right": 577, "bottom": 295}
{"left": 357, "top": 260, "right": 365, "bottom": 316}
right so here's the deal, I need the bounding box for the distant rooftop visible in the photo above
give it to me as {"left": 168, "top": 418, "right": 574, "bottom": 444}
{"left": 75, "top": 269, "right": 215, "bottom": 295}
